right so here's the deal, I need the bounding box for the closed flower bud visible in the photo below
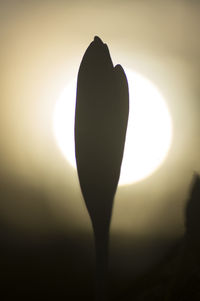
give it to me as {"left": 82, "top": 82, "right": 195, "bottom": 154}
{"left": 75, "top": 36, "right": 129, "bottom": 300}
{"left": 75, "top": 36, "right": 129, "bottom": 230}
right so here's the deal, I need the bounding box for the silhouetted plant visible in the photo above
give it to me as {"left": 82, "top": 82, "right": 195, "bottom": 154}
{"left": 75, "top": 36, "right": 129, "bottom": 300}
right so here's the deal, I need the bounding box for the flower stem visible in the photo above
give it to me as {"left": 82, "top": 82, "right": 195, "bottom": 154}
{"left": 94, "top": 228, "right": 110, "bottom": 301}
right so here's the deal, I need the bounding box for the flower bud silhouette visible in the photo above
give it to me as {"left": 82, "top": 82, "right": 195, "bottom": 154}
{"left": 75, "top": 36, "right": 129, "bottom": 300}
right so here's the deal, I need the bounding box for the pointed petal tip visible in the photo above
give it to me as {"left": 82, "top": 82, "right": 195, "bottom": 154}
{"left": 114, "top": 64, "right": 123, "bottom": 72}
{"left": 114, "top": 64, "right": 127, "bottom": 79}
{"left": 94, "top": 36, "right": 104, "bottom": 44}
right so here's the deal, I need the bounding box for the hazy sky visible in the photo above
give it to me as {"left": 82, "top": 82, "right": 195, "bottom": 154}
{"left": 0, "top": 0, "right": 200, "bottom": 277}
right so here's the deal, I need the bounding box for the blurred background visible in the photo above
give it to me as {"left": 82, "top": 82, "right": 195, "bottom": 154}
{"left": 0, "top": 0, "right": 200, "bottom": 299}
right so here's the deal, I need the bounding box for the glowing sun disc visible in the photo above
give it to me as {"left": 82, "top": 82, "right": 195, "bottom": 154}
{"left": 53, "top": 69, "right": 172, "bottom": 185}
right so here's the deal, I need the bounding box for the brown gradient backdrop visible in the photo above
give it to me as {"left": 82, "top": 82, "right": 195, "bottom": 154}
{"left": 0, "top": 0, "right": 200, "bottom": 286}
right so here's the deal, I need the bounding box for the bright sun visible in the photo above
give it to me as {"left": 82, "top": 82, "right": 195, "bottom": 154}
{"left": 53, "top": 69, "right": 173, "bottom": 186}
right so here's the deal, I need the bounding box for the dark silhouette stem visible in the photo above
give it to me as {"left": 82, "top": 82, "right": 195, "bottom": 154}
{"left": 94, "top": 229, "right": 109, "bottom": 301}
